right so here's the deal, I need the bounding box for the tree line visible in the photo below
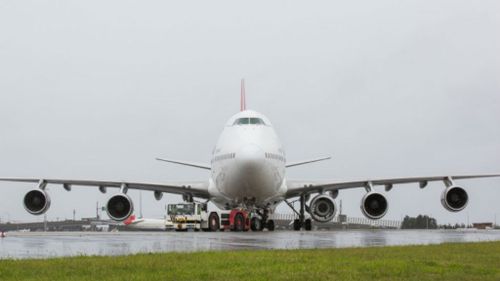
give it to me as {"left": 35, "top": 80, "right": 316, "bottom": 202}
{"left": 401, "top": 215, "right": 438, "bottom": 229}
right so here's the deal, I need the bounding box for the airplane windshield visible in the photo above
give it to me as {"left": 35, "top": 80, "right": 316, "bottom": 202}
{"left": 167, "top": 203, "right": 195, "bottom": 215}
{"left": 234, "top": 118, "right": 266, "bottom": 126}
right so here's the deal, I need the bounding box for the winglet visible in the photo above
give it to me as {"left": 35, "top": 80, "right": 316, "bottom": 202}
{"left": 241, "top": 78, "right": 246, "bottom": 111}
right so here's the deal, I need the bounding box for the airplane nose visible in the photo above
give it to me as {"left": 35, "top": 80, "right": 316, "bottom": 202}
{"left": 236, "top": 145, "right": 265, "bottom": 171}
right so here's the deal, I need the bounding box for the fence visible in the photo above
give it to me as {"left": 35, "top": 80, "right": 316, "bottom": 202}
{"left": 270, "top": 213, "right": 401, "bottom": 229}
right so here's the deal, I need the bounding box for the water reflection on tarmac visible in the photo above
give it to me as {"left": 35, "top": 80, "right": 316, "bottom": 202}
{"left": 1, "top": 230, "right": 500, "bottom": 259}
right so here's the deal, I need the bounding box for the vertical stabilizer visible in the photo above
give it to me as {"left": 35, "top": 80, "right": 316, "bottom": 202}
{"left": 240, "top": 78, "right": 246, "bottom": 111}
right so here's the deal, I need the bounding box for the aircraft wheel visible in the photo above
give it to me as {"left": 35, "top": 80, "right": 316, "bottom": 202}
{"left": 233, "top": 213, "right": 245, "bottom": 232}
{"left": 293, "top": 219, "right": 301, "bottom": 231}
{"left": 251, "top": 217, "right": 263, "bottom": 231}
{"left": 305, "top": 219, "right": 312, "bottom": 231}
{"left": 266, "top": 219, "right": 275, "bottom": 231}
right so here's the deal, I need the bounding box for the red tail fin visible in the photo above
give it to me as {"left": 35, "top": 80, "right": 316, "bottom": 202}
{"left": 124, "top": 215, "right": 136, "bottom": 225}
{"left": 240, "top": 79, "right": 246, "bottom": 111}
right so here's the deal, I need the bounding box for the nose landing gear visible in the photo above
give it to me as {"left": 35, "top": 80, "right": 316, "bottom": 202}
{"left": 250, "top": 209, "right": 275, "bottom": 232}
{"left": 250, "top": 217, "right": 263, "bottom": 231}
{"left": 266, "top": 219, "right": 275, "bottom": 231}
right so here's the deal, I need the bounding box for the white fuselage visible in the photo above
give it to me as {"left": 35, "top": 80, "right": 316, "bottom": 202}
{"left": 208, "top": 110, "right": 287, "bottom": 211}
{"left": 125, "top": 217, "right": 167, "bottom": 231}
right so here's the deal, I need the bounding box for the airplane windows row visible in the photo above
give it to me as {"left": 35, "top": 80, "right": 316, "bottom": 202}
{"left": 233, "top": 118, "right": 266, "bottom": 126}
{"left": 212, "top": 153, "right": 236, "bottom": 163}
{"left": 265, "top": 152, "right": 285, "bottom": 162}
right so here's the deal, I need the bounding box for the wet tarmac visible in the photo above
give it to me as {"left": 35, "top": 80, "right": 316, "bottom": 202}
{"left": 1, "top": 229, "right": 500, "bottom": 259}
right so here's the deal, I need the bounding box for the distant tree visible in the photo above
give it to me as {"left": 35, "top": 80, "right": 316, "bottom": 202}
{"left": 401, "top": 215, "right": 438, "bottom": 229}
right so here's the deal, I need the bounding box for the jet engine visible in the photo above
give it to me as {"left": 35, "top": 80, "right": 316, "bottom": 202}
{"left": 360, "top": 192, "right": 388, "bottom": 220}
{"left": 441, "top": 186, "right": 468, "bottom": 212}
{"left": 23, "top": 189, "right": 51, "bottom": 215}
{"left": 309, "top": 194, "right": 337, "bottom": 223}
{"left": 106, "top": 193, "right": 134, "bottom": 221}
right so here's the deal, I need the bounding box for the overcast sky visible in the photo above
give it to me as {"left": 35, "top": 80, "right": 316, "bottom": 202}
{"left": 0, "top": 0, "right": 499, "bottom": 225}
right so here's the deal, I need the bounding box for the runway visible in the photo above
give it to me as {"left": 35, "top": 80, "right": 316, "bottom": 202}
{"left": 1, "top": 230, "right": 500, "bottom": 259}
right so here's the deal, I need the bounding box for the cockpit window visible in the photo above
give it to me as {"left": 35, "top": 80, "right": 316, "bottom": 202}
{"left": 250, "top": 118, "right": 265, "bottom": 125}
{"left": 234, "top": 118, "right": 250, "bottom": 125}
{"left": 233, "top": 118, "right": 266, "bottom": 126}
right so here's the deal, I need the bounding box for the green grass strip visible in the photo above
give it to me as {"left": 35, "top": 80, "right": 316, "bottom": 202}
{"left": 1, "top": 241, "right": 499, "bottom": 281}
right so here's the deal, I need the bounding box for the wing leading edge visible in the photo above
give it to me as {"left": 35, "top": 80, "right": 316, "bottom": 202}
{"left": 0, "top": 178, "right": 210, "bottom": 199}
{"left": 286, "top": 174, "right": 500, "bottom": 198}
{"left": 155, "top": 158, "right": 211, "bottom": 170}
{"left": 285, "top": 156, "right": 331, "bottom": 168}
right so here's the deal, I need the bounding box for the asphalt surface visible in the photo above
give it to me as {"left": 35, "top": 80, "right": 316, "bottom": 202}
{"left": 1, "top": 229, "right": 500, "bottom": 259}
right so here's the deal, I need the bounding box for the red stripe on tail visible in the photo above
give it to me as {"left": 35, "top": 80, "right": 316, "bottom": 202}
{"left": 124, "top": 215, "right": 136, "bottom": 225}
{"left": 241, "top": 79, "right": 246, "bottom": 111}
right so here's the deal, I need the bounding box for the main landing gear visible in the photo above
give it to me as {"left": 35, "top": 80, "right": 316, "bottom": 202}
{"left": 286, "top": 194, "right": 312, "bottom": 231}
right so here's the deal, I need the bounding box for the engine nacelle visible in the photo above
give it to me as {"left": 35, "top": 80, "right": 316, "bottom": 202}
{"left": 106, "top": 193, "right": 134, "bottom": 221}
{"left": 309, "top": 194, "right": 337, "bottom": 223}
{"left": 441, "top": 186, "right": 468, "bottom": 212}
{"left": 23, "top": 189, "right": 51, "bottom": 215}
{"left": 361, "top": 192, "right": 388, "bottom": 220}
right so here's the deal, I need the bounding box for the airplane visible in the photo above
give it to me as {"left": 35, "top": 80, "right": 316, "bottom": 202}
{"left": 1, "top": 79, "right": 499, "bottom": 231}
{"left": 123, "top": 215, "right": 167, "bottom": 231}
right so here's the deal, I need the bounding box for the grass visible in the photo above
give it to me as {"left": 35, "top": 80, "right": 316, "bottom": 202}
{"left": 0, "top": 242, "right": 499, "bottom": 281}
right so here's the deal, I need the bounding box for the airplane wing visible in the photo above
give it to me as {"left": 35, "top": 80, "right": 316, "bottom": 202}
{"left": 285, "top": 157, "right": 331, "bottom": 168}
{"left": 286, "top": 174, "right": 500, "bottom": 198}
{"left": 155, "top": 158, "right": 211, "bottom": 170}
{"left": 0, "top": 178, "right": 210, "bottom": 199}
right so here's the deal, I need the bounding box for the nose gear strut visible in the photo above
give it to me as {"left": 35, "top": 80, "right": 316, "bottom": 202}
{"left": 250, "top": 209, "right": 275, "bottom": 231}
